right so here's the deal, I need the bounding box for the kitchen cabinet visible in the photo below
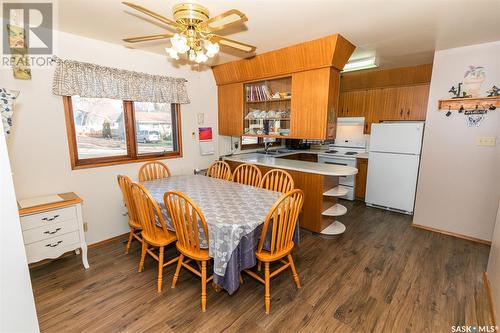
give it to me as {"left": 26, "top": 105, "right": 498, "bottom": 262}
{"left": 338, "top": 90, "right": 366, "bottom": 117}
{"left": 338, "top": 84, "right": 430, "bottom": 133}
{"left": 218, "top": 83, "right": 244, "bottom": 136}
{"left": 277, "top": 153, "right": 318, "bottom": 162}
{"left": 291, "top": 68, "right": 338, "bottom": 139}
{"left": 408, "top": 84, "right": 430, "bottom": 120}
{"left": 355, "top": 158, "right": 368, "bottom": 200}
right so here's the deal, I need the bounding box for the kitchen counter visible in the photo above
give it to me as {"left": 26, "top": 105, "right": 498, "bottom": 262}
{"left": 356, "top": 152, "right": 369, "bottom": 159}
{"left": 224, "top": 153, "right": 358, "bottom": 176}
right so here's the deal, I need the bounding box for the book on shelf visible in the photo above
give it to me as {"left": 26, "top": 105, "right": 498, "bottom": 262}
{"left": 246, "top": 84, "right": 275, "bottom": 102}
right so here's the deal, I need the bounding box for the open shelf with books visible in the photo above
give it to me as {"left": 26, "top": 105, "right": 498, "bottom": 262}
{"left": 244, "top": 76, "right": 292, "bottom": 137}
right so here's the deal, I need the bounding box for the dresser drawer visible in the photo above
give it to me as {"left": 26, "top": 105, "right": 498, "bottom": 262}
{"left": 25, "top": 231, "right": 80, "bottom": 263}
{"left": 20, "top": 206, "right": 77, "bottom": 231}
{"left": 22, "top": 219, "right": 79, "bottom": 244}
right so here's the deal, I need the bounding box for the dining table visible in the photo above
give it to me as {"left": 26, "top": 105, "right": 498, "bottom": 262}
{"left": 141, "top": 174, "right": 293, "bottom": 295}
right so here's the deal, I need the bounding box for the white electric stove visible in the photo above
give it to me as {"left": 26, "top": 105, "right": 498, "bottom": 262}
{"left": 318, "top": 140, "right": 367, "bottom": 200}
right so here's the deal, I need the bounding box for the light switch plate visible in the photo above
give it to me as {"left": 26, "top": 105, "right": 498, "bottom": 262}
{"left": 476, "top": 137, "right": 496, "bottom": 146}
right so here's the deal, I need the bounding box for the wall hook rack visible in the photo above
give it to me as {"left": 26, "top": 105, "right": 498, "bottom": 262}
{"left": 438, "top": 96, "right": 500, "bottom": 114}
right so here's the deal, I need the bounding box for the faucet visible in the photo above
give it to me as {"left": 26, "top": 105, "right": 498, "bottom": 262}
{"left": 263, "top": 138, "right": 274, "bottom": 154}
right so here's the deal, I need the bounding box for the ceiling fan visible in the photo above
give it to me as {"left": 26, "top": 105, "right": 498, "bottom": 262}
{"left": 122, "top": 2, "right": 256, "bottom": 64}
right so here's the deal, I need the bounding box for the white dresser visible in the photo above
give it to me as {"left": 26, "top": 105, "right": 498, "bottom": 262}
{"left": 18, "top": 192, "right": 89, "bottom": 269}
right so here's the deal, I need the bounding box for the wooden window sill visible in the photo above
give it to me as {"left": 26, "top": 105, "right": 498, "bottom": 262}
{"left": 71, "top": 152, "right": 183, "bottom": 170}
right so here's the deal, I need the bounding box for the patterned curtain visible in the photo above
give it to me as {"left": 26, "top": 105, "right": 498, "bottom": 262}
{"left": 52, "top": 56, "right": 190, "bottom": 104}
{"left": 1, "top": 88, "right": 19, "bottom": 137}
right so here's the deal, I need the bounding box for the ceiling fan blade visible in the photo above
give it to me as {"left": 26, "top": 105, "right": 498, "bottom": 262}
{"left": 212, "top": 35, "right": 256, "bottom": 53}
{"left": 201, "top": 9, "right": 247, "bottom": 32}
{"left": 122, "top": 2, "right": 179, "bottom": 29}
{"left": 123, "top": 33, "right": 173, "bottom": 43}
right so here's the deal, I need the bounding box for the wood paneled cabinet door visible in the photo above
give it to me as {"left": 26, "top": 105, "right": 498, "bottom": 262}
{"left": 339, "top": 90, "right": 367, "bottom": 117}
{"left": 355, "top": 158, "right": 368, "bottom": 200}
{"left": 218, "top": 83, "right": 243, "bottom": 136}
{"left": 364, "top": 89, "right": 384, "bottom": 134}
{"left": 408, "top": 84, "right": 429, "bottom": 120}
{"left": 291, "top": 68, "right": 333, "bottom": 139}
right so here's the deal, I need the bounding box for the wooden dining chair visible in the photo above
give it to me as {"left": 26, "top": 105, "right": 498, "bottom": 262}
{"left": 130, "top": 183, "right": 178, "bottom": 293}
{"left": 260, "top": 169, "right": 295, "bottom": 193}
{"left": 117, "top": 175, "right": 142, "bottom": 254}
{"left": 244, "top": 189, "right": 305, "bottom": 314}
{"left": 206, "top": 160, "right": 232, "bottom": 180}
{"left": 138, "top": 161, "right": 171, "bottom": 182}
{"left": 231, "top": 163, "right": 262, "bottom": 187}
{"left": 164, "top": 191, "right": 213, "bottom": 312}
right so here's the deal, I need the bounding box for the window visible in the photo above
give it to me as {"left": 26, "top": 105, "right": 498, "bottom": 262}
{"left": 241, "top": 136, "right": 281, "bottom": 150}
{"left": 64, "top": 96, "right": 181, "bottom": 169}
{"left": 241, "top": 136, "right": 263, "bottom": 150}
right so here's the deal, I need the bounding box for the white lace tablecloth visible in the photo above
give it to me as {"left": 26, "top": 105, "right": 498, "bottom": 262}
{"left": 141, "top": 175, "right": 281, "bottom": 276}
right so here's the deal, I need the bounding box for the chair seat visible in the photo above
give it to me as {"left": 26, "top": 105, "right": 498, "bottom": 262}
{"left": 256, "top": 242, "right": 294, "bottom": 262}
{"left": 176, "top": 243, "right": 210, "bottom": 261}
{"left": 143, "top": 227, "right": 176, "bottom": 247}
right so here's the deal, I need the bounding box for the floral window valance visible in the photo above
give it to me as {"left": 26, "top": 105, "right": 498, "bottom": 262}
{"left": 52, "top": 56, "right": 190, "bottom": 104}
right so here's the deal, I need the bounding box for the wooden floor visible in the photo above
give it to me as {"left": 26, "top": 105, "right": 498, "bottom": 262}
{"left": 30, "top": 201, "right": 493, "bottom": 332}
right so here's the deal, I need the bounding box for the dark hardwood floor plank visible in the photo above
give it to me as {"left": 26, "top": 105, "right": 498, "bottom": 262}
{"left": 29, "top": 201, "right": 492, "bottom": 333}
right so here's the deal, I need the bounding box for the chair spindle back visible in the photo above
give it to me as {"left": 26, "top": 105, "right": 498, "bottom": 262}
{"left": 206, "top": 161, "right": 232, "bottom": 180}
{"left": 232, "top": 163, "right": 262, "bottom": 187}
{"left": 260, "top": 169, "right": 294, "bottom": 193}
{"left": 257, "top": 189, "right": 304, "bottom": 256}
{"left": 138, "top": 161, "right": 171, "bottom": 182}
{"left": 163, "top": 191, "right": 209, "bottom": 256}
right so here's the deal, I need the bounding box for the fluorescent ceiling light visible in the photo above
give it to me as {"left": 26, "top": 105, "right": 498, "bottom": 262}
{"left": 342, "top": 57, "right": 378, "bottom": 73}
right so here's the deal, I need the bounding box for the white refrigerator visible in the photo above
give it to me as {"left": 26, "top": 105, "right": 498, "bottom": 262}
{"left": 365, "top": 122, "right": 424, "bottom": 214}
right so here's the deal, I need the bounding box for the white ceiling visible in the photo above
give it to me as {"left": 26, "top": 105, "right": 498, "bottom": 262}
{"left": 57, "top": 0, "right": 500, "bottom": 69}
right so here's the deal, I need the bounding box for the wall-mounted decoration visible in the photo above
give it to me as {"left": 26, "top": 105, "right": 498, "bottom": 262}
{"left": 463, "top": 65, "right": 485, "bottom": 98}
{"left": 1, "top": 88, "right": 20, "bottom": 136}
{"left": 486, "top": 85, "right": 499, "bottom": 97}
{"left": 448, "top": 83, "right": 470, "bottom": 98}
{"left": 438, "top": 96, "right": 499, "bottom": 127}
{"left": 7, "top": 24, "right": 32, "bottom": 80}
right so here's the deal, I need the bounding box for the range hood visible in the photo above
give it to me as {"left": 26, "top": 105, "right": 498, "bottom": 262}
{"left": 337, "top": 117, "right": 365, "bottom": 125}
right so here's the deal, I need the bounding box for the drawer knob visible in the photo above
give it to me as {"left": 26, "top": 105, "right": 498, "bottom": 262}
{"left": 45, "top": 240, "right": 63, "bottom": 247}
{"left": 42, "top": 215, "right": 60, "bottom": 221}
{"left": 43, "top": 228, "right": 61, "bottom": 235}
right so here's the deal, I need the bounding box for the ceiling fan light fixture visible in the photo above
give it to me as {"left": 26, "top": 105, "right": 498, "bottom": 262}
{"left": 165, "top": 47, "right": 180, "bottom": 60}
{"left": 170, "top": 33, "right": 189, "bottom": 54}
{"left": 205, "top": 41, "right": 219, "bottom": 58}
{"left": 195, "top": 51, "right": 208, "bottom": 64}
{"left": 122, "top": 2, "right": 256, "bottom": 64}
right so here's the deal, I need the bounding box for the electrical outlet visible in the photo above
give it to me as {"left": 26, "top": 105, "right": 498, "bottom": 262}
{"left": 476, "top": 137, "right": 496, "bottom": 146}
{"left": 83, "top": 222, "right": 88, "bottom": 232}
{"left": 234, "top": 141, "right": 239, "bottom": 150}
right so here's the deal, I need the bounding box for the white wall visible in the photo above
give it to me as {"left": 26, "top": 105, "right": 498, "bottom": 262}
{"left": 0, "top": 31, "right": 218, "bottom": 244}
{"left": 413, "top": 41, "right": 500, "bottom": 242}
{"left": 0, "top": 128, "right": 40, "bottom": 332}
{"left": 487, "top": 201, "right": 500, "bottom": 322}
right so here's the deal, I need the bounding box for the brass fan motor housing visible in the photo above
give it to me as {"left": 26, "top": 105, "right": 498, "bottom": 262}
{"left": 173, "top": 3, "right": 210, "bottom": 25}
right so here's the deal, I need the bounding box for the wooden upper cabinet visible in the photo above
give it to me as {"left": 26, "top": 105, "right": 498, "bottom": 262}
{"left": 291, "top": 68, "right": 335, "bottom": 139}
{"left": 408, "top": 84, "right": 430, "bottom": 120}
{"left": 218, "top": 83, "right": 243, "bottom": 136}
{"left": 364, "top": 89, "right": 384, "bottom": 134}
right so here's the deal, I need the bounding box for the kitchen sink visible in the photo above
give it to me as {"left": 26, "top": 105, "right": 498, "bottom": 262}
{"left": 256, "top": 149, "right": 293, "bottom": 155}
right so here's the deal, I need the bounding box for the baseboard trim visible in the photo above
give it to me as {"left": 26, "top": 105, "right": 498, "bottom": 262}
{"left": 412, "top": 223, "right": 491, "bottom": 245}
{"left": 483, "top": 272, "right": 497, "bottom": 327}
{"left": 29, "top": 232, "right": 129, "bottom": 269}
{"left": 88, "top": 232, "right": 129, "bottom": 249}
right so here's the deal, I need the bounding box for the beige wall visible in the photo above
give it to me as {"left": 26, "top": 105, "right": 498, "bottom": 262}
{"left": 487, "top": 202, "right": 500, "bottom": 322}
{"left": 1, "top": 117, "right": 39, "bottom": 332}
{"left": 0, "top": 31, "right": 218, "bottom": 244}
{"left": 413, "top": 41, "right": 500, "bottom": 242}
